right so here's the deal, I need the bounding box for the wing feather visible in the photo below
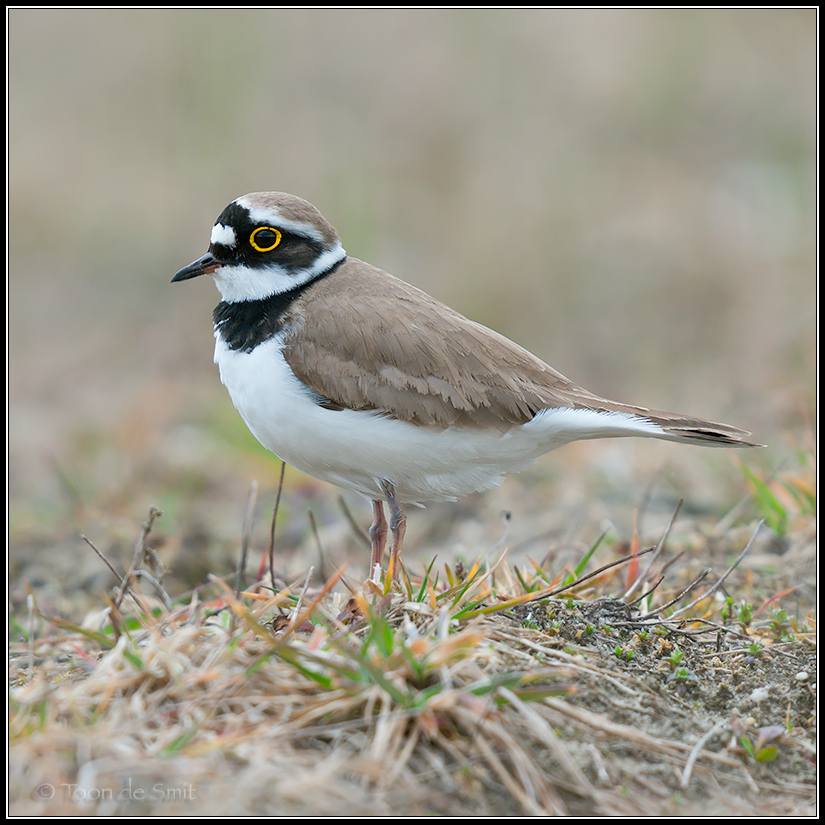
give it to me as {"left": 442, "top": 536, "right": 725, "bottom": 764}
{"left": 281, "top": 259, "right": 759, "bottom": 446}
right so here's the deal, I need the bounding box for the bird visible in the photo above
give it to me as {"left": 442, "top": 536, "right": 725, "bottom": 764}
{"left": 172, "top": 192, "right": 759, "bottom": 581}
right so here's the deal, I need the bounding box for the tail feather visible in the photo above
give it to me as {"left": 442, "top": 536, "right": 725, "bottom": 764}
{"left": 649, "top": 416, "right": 763, "bottom": 448}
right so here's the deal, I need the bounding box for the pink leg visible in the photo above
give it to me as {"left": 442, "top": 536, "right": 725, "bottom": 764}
{"left": 369, "top": 499, "right": 388, "bottom": 572}
{"left": 381, "top": 481, "right": 407, "bottom": 582}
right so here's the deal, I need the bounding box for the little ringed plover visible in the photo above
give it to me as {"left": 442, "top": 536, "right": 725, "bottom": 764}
{"left": 172, "top": 192, "right": 759, "bottom": 580}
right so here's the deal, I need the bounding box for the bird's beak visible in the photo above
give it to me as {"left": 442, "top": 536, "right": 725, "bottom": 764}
{"left": 172, "top": 252, "right": 223, "bottom": 283}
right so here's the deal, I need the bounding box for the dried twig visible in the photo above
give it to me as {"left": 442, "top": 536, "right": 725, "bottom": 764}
{"left": 680, "top": 719, "right": 728, "bottom": 789}
{"left": 667, "top": 520, "right": 764, "bottom": 620}
{"left": 520, "top": 546, "right": 656, "bottom": 607}
{"left": 639, "top": 568, "right": 712, "bottom": 620}
{"left": 82, "top": 507, "right": 170, "bottom": 612}
{"left": 235, "top": 481, "right": 259, "bottom": 599}
{"left": 268, "top": 461, "right": 287, "bottom": 592}
{"left": 623, "top": 499, "right": 682, "bottom": 600}
{"left": 337, "top": 495, "right": 371, "bottom": 548}
{"left": 308, "top": 510, "right": 326, "bottom": 574}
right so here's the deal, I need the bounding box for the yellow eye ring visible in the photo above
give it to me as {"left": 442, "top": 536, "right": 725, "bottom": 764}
{"left": 249, "top": 226, "right": 282, "bottom": 252}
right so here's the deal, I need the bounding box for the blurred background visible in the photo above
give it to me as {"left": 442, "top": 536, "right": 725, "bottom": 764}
{"left": 8, "top": 9, "right": 816, "bottom": 603}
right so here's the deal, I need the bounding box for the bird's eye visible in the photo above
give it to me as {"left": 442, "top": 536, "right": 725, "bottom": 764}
{"left": 249, "top": 226, "right": 282, "bottom": 252}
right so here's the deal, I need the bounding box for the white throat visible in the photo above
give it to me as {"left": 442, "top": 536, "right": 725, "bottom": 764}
{"left": 212, "top": 242, "right": 346, "bottom": 303}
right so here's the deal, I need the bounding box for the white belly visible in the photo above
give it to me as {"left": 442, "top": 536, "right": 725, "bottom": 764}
{"left": 214, "top": 335, "right": 661, "bottom": 504}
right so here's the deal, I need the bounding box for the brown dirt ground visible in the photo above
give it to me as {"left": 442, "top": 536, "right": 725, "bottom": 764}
{"left": 9, "top": 467, "right": 817, "bottom": 817}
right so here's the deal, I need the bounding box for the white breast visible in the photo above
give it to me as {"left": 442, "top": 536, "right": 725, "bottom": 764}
{"left": 213, "top": 333, "right": 665, "bottom": 504}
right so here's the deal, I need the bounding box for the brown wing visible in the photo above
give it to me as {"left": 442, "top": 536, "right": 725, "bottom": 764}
{"left": 282, "top": 258, "right": 759, "bottom": 446}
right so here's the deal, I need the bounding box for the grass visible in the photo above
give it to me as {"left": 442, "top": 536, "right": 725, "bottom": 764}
{"left": 9, "top": 458, "right": 817, "bottom": 816}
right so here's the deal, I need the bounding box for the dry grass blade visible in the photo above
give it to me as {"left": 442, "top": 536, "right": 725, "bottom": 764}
{"left": 9, "top": 489, "right": 816, "bottom": 817}
{"left": 498, "top": 686, "right": 595, "bottom": 799}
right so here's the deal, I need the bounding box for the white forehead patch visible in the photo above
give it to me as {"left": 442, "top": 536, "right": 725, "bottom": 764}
{"left": 211, "top": 223, "right": 237, "bottom": 247}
